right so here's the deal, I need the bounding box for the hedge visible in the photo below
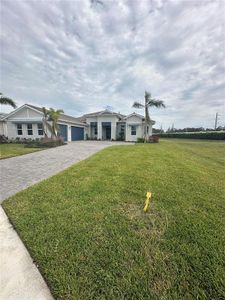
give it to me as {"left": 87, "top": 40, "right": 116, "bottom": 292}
{"left": 158, "top": 131, "right": 225, "bottom": 140}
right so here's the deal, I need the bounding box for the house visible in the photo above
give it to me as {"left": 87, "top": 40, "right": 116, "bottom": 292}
{"left": 0, "top": 105, "right": 155, "bottom": 142}
{"left": 79, "top": 110, "right": 155, "bottom": 142}
{"left": 0, "top": 104, "right": 87, "bottom": 142}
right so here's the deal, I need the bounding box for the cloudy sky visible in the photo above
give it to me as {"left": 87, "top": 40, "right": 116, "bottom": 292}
{"left": 1, "top": 0, "right": 225, "bottom": 129}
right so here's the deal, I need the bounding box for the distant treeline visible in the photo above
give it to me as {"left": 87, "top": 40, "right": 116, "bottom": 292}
{"left": 157, "top": 131, "right": 225, "bottom": 140}
{"left": 153, "top": 126, "right": 225, "bottom": 134}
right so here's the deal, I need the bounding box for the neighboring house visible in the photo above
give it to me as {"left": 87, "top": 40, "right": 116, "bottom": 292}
{"left": 0, "top": 105, "right": 155, "bottom": 142}
{"left": 79, "top": 110, "right": 155, "bottom": 142}
{"left": 0, "top": 104, "right": 86, "bottom": 142}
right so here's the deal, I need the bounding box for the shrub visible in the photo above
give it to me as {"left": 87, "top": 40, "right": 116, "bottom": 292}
{"left": 159, "top": 131, "right": 225, "bottom": 140}
{"left": 24, "top": 137, "right": 65, "bottom": 148}
{"left": 0, "top": 135, "right": 9, "bottom": 144}
{"left": 137, "top": 138, "right": 145, "bottom": 143}
{"left": 149, "top": 135, "right": 159, "bottom": 143}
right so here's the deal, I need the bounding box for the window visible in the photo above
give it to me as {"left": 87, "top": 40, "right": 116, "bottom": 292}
{"left": 17, "top": 124, "right": 23, "bottom": 135}
{"left": 131, "top": 125, "right": 136, "bottom": 135}
{"left": 27, "top": 124, "right": 33, "bottom": 135}
{"left": 94, "top": 126, "right": 97, "bottom": 135}
{"left": 38, "top": 123, "right": 43, "bottom": 135}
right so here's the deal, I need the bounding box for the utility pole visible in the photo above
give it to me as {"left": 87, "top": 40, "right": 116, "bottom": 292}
{"left": 214, "top": 112, "right": 218, "bottom": 130}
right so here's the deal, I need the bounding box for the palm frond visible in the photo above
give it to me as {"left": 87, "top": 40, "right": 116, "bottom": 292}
{"left": 147, "top": 99, "right": 166, "bottom": 108}
{"left": 133, "top": 101, "right": 144, "bottom": 108}
{"left": 0, "top": 96, "right": 17, "bottom": 108}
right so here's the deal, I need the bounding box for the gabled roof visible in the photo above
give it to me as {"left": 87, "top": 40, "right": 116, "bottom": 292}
{"left": 123, "top": 112, "right": 145, "bottom": 120}
{"left": 124, "top": 112, "right": 155, "bottom": 124}
{"left": 83, "top": 109, "right": 126, "bottom": 119}
{"left": 2, "top": 104, "right": 86, "bottom": 125}
{"left": 0, "top": 113, "right": 8, "bottom": 120}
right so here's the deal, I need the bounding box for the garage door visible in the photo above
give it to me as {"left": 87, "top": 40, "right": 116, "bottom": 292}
{"left": 58, "top": 124, "right": 68, "bottom": 142}
{"left": 71, "top": 126, "right": 84, "bottom": 141}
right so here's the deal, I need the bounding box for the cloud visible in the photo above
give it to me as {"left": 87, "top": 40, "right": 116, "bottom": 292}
{"left": 0, "top": 0, "right": 224, "bottom": 129}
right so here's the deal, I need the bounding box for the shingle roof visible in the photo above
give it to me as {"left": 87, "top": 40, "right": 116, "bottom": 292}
{"left": 83, "top": 110, "right": 126, "bottom": 119}
{"left": 26, "top": 104, "right": 85, "bottom": 125}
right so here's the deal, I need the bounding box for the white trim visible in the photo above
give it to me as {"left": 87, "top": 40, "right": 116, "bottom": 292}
{"left": 124, "top": 112, "right": 144, "bottom": 120}
{"left": 2, "top": 104, "right": 43, "bottom": 120}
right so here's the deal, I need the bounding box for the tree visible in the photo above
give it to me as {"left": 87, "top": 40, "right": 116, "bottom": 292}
{"left": 42, "top": 107, "right": 49, "bottom": 137}
{"left": 47, "top": 108, "right": 64, "bottom": 139}
{"left": 133, "top": 91, "right": 165, "bottom": 142}
{"left": 0, "top": 92, "right": 16, "bottom": 108}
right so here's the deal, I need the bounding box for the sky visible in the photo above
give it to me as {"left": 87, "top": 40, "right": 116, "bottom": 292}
{"left": 1, "top": 0, "right": 225, "bottom": 129}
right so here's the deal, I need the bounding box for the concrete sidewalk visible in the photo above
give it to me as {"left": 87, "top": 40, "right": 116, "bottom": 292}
{"left": 0, "top": 207, "right": 54, "bottom": 300}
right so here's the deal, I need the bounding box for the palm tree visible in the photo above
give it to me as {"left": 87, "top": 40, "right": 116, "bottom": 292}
{"left": 47, "top": 108, "right": 64, "bottom": 139}
{"left": 0, "top": 92, "right": 17, "bottom": 108}
{"left": 42, "top": 107, "right": 49, "bottom": 137}
{"left": 133, "top": 91, "right": 165, "bottom": 142}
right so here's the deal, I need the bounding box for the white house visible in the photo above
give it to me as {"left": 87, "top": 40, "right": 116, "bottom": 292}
{"left": 0, "top": 105, "right": 155, "bottom": 142}
{"left": 0, "top": 104, "right": 87, "bottom": 142}
{"left": 79, "top": 110, "right": 155, "bottom": 142}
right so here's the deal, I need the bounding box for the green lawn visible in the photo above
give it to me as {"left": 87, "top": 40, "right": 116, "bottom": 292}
{"left": 3, "top": 140, "right": 225, "bottom": 299}
{"left": 0, "top": 143, "right": 42, "bottom": 159}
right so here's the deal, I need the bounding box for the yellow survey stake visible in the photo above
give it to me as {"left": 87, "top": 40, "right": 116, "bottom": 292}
{"left": 144, "top": 192, "right": 152, "bottom": 212}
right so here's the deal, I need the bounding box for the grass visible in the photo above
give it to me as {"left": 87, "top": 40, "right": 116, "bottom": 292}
{"left": 0, "top": 143, "right": 42, "bottom": 159}
{"left": 2, "top": 140, "right": 225, "bottom": 299}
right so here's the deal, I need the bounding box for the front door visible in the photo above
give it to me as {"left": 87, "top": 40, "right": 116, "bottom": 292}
{"left": 105, "top": 127, "right": 111, "bottom": 140}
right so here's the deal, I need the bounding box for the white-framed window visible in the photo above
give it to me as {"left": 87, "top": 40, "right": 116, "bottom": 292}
{"left": 27, "top": 124, "right": 33, "bottom": 135}
{"left": 38, "top": 123, "right": 44, "bottom": 135}
{"left": 17, "top": 124, "right": 23, "bottom": 135}
{"left": 131, "top": 125, "right": 136, "bottom": 135}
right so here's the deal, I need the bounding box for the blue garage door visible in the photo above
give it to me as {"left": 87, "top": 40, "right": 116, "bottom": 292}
{"left": 71, "top": 126, "right": 84, "bottom": 141}
{"left": 58, "top": 124, "right": 68, "bottom": 142}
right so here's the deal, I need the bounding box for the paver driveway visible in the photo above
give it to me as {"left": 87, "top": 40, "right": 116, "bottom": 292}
{"left": 0, "top": 141, "right": 127, "bottom": 203}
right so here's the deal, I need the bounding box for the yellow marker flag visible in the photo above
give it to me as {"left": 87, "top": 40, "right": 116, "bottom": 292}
{"left": 144, "top": 192, "right": 152, "bottom": 212}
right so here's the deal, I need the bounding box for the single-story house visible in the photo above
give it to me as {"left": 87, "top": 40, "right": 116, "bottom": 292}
{"left": 0, "top": 105, "right": 155, "bottom": 142}
{"left": 0, "top": 104, "right": 87, "bottom": 142}
{"left": 80, "top": 110, "right": 155, "bottom": 142}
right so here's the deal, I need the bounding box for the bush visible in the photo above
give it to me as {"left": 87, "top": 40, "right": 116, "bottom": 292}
{"left": 0, "top": 135, "right": 9, "bottom": 144}
{"left": 137, "top": 138, "right": 145, "bottom": 143}
{"left": 149, "top": 135, "right": 159, "bottom": 143}
{"left": 159, "top": 131, "right": 225, "bottom": 140}
{"left": 24, "top": 137, "right": 65, "bottom": 148}
{"left": 136, "top": 136, "right": 159, "bottom": 143}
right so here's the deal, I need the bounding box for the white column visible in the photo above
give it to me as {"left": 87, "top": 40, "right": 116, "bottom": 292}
{"left": 97, "top": 122, "right": 102, "bottom": 140}
{"left": 149, "top": 125, "right": 152, "bottom": 136}
{"left": 111, "top": 122, "right": 116, "bottom": 140}
{"left": 67, "top": 125, "right": 71, "bottom": 142}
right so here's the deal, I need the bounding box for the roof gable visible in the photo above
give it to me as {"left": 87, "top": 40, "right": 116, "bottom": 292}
{"left": 2, "top": 104, "right": 43, "bottom": 120}
{"left": 84, "top": 110, "right": 125, "bottom": 119}
{"left": 124, "top": 112, "right": 144, "bottom": 120}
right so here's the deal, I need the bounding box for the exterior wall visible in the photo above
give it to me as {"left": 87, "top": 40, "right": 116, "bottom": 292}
{"left": 126, "top": 124, "right": 143, "bottom": 142}
{"left": 97, "top": 115, "right": 117, "bottom": 140}
{"left": 86, "top": 115, "right": 118, "bottom": 140}
{"left": 4, "top": 106, "right": 44, "bottom": 139}
{"left": 125, "top": 115, "right": 145, "bottom": 142}
{"left": 6, "top": 121, "right": 45, "bottom": 139}
{"left": 85, "top": 117, "right": 97, "bottom": 139}
{"left": 0, "top": 121, "right": 5, "bottom": 135}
